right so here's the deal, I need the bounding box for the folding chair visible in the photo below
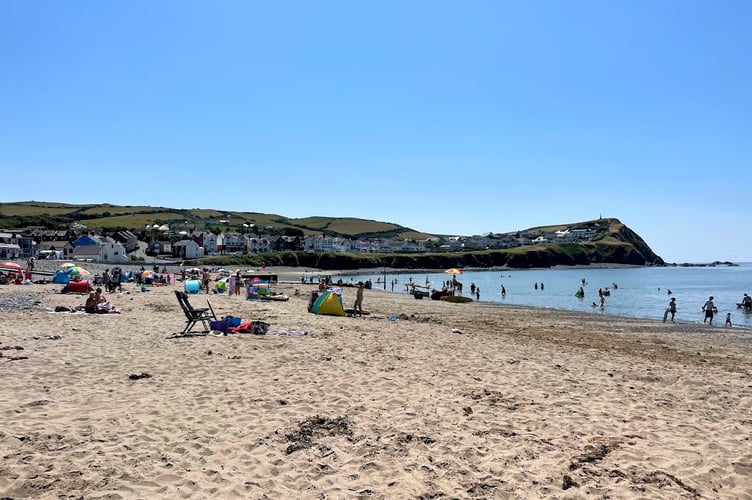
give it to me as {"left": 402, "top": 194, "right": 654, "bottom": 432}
{"left": 172, "top": 290, "right": 217, "bottom": 338}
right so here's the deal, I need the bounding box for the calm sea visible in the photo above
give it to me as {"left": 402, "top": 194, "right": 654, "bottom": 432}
{"left": 343, "top": 264, "right": 752, "bottom": 329}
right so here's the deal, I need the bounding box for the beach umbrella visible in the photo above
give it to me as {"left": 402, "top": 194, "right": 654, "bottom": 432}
{"left": 60, "top": 262, "right": 77, "bottom": 269}
{"left": 65, "top": 266, "right": 91, "bottom": 277}
{"left": 444, "top": 268, "right": 463, "bottom": 275}
{"left": 1, "top": 261, "right": 23, "bottom": 272}
{"left": 142, "top": 270, "right": 154, "bottom": 279}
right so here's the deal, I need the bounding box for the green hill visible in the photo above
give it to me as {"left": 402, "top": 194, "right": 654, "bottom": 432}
{"left": 0, "top": 201, "right": 433, "bottom": 240}
{"left": 0, "top": 202, "right": 663, "bottom": 268}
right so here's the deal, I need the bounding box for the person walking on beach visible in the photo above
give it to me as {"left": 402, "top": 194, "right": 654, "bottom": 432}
{"left": 702, "top": 296, "right": 717, "bottom": 324}
{"left": 476, "top": 286, "right": 480, "bottom": 300}
{"left": 725, "top": 312, "right": 732, "bottom": 327}
{"left": 664, "top": 297, "right": 677, "bottom": 323}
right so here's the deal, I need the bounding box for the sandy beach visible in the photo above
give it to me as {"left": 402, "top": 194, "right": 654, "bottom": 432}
{"left": 1, "top": 266, "right": 751, "bottom": 499}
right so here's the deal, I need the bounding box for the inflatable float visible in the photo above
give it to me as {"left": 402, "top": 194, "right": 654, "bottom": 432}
{"left": 440, "top": 296, "right": 473, "bottom": 303}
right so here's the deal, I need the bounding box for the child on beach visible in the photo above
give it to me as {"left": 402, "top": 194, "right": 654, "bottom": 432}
{"left": 725, "top": 313, "right": 732, "bottom": 327}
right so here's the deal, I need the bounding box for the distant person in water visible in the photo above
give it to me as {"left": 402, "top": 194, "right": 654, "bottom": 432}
{"left": 725, "top": 312, "right": 732, "bottom": 327}
{"left": 742, "top": 293, "right": 752, "bottom": 311}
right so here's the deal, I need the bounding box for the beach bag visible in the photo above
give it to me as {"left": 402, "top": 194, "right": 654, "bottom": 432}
{"left": 251, "top": 321, "right": 270, "bottom": 335}
{"left": 225, "top": 316, "right": 242, "bottom": 328}
{"left": 210, "top": 319, "right": 229, "bottom": 333}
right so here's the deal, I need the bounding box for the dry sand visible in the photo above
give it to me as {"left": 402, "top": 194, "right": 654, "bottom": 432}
{"left": 1, "top": 267, "right": 751, "bottom": 499}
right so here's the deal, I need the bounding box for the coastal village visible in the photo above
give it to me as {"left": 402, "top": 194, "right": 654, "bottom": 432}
{"left": 0, "top": 221, "right": 601, "bottom": 263}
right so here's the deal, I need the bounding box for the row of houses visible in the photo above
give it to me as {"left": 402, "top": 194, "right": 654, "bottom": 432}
{"left": 0, "top": 223, "right": 602, "bottom": 263}
{"left": 0, "top": 228, "right": 436, "bottom": 262}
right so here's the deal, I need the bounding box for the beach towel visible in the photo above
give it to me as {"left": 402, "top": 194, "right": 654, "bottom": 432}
{"left": 227, "top": 320, "right": 269, "bottom": 334}
{"left": 266, "top": 329, "right": 307, "bottom": 336}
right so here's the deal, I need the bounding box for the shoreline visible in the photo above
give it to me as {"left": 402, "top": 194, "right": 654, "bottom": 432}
{"left": 23, "top": 262, "right": 752, "bottom": 331}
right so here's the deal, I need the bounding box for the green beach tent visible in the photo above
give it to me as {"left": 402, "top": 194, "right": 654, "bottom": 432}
{"left": 309, "top": 289, "right": 345, "bottom": 316}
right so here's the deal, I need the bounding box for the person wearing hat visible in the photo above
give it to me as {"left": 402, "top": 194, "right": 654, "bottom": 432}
{"left": 663, "top": 296, "right": 677, "bottom": 323}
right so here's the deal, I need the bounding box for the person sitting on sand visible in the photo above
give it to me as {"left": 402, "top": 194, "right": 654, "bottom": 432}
{"left": 84, "top": 292, "right": 99, "bottom": 314}
{"left": 94, "top": 287, "right": 115, "bottom": 312}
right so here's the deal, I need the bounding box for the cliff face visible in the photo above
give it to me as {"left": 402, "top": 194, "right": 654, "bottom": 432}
{"left": 197, "top": 218, "right": 664, "bottom": 270}
{"left": 271, "top": 219, "right": 663, "bottom": 270}
{"left": 591, "top": 219, "right": 664, "bottom": 266}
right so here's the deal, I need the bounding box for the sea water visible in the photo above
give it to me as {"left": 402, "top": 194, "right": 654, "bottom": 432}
{"left": 345, "top": 263, "right": 752, "bottom": 329}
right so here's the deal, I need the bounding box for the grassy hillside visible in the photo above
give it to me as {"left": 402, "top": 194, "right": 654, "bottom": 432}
{"left": 0, "top": 201, "right": 433, "bottom": 240}
{"left": 0, "top": 202, "right": 662, "bottom": 268}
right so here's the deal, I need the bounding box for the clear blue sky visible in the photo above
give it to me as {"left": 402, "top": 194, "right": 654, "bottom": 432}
{"left": 2, "top": 1, "right": 750, "bottom": 262}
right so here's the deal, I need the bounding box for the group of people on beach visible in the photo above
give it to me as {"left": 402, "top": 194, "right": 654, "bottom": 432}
{"left": 662, "top": 293, "right": 750, "bottom": 327}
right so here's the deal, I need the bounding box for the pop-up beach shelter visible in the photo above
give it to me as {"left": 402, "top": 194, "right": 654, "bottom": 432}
{"left": 52, "top": 270, "right": 69, "bottom": 284}
{"left": 309, "top": 289, "right": 345, "bottom": 316}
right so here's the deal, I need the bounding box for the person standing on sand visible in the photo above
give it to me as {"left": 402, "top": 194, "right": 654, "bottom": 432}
{"left": 202, "top": 268, "right": 211, "bottom": 294}
{"left": 702, "top": 296, "right": 717, "bottom": 324}
{"left": 234, "top": 270, "right": 242, "bottom": 296}
{"left": 353, "top": 281, "right": 364, "bottom": 315}
{"left": 663, "top": 297, "right": 677, "bottom": 323}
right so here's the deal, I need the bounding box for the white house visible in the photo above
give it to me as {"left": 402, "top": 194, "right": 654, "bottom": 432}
{"left": 173, "top": 239, "right": 203, "bottom": 260}
{"left": 247, "top": 237, "right": 272, "bottom": 253}
{"left": 100, "top": 241, "right": 129, "bottom": 263}
{"left": 222, "top": 232, "right": 246, "bottom": 254}
{"left": 194, "top": 231, "right": 218, "bottom": 255}
{"left": 332, "top": 237, "right": 353, "bottom": 253}
{"left": 305, "top": 235, "right": 336, "bottom": 253}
